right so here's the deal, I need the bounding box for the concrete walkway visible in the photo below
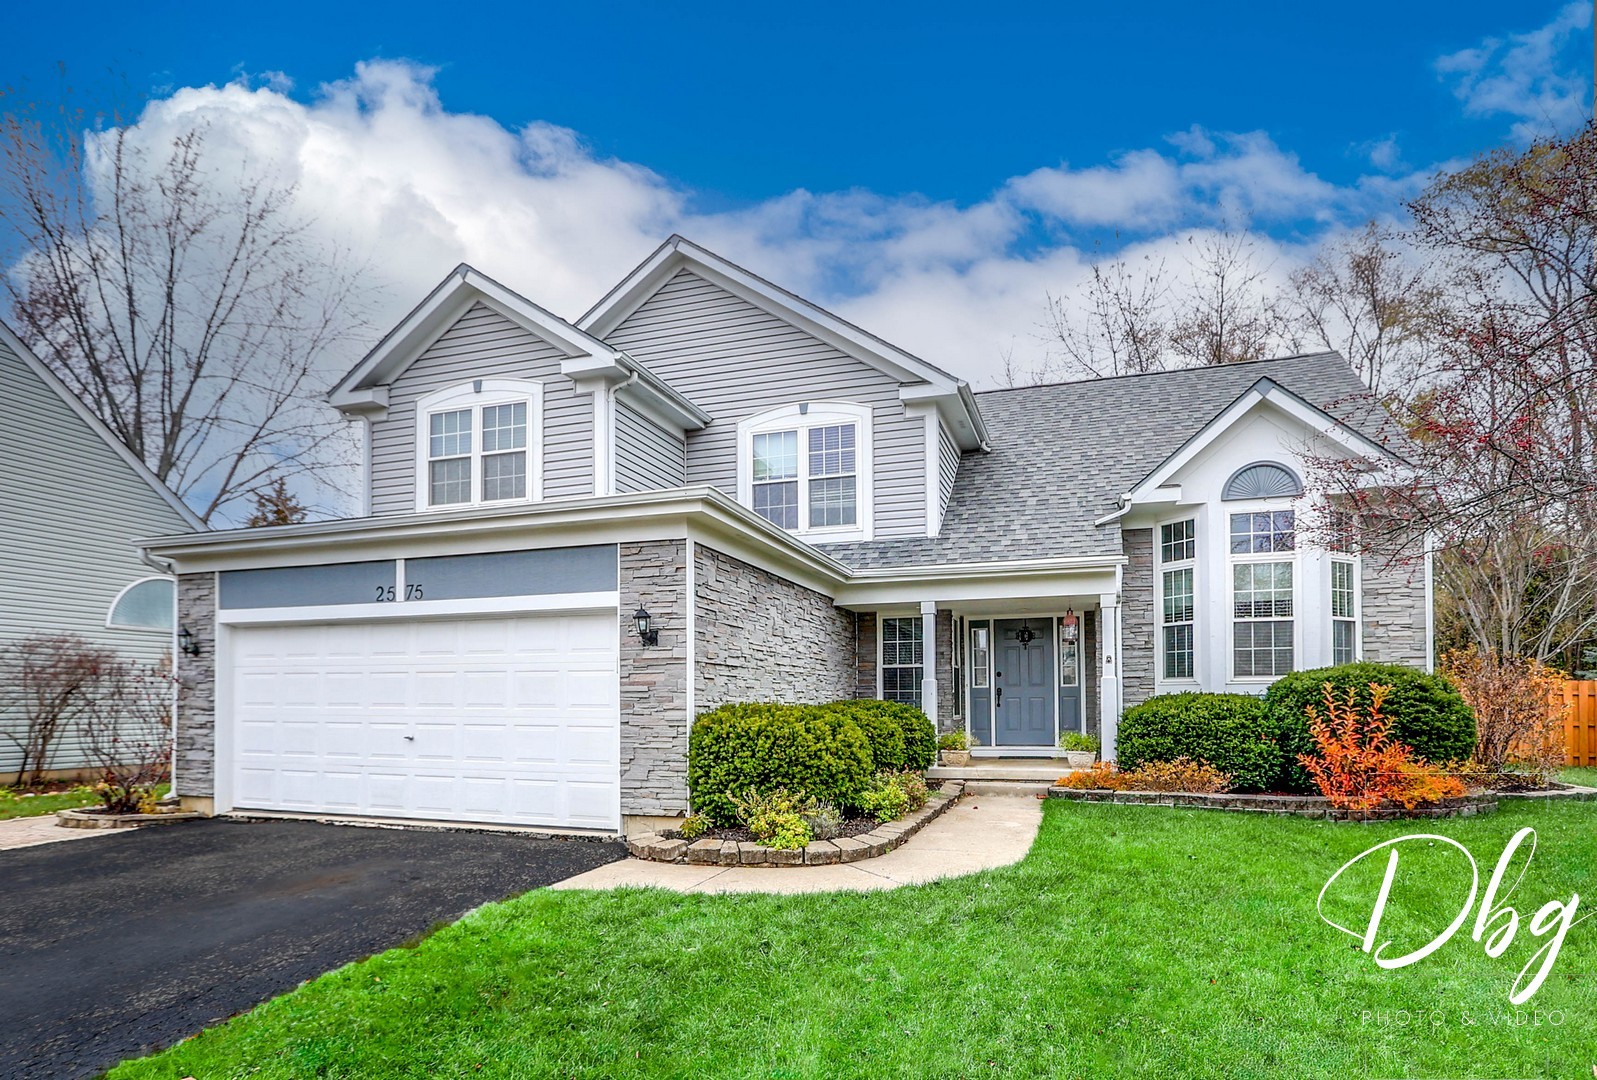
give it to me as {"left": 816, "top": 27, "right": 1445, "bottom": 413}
{"left": 552, "top": 793, "right": 1043, "bottom": 894}
{"left": 0, "top": 816, "right": 136, "bottom": 852}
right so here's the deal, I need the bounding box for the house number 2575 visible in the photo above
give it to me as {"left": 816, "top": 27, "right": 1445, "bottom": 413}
{"left": 375, "top": 585, "right": 424, "bottom": 602}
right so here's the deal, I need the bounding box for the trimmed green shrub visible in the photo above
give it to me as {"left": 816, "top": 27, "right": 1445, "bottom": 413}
{"left": 823, "top": 700, "right": 936, "bottom": 771}
{"left": 1116, "top": 693, "right": 1282, "bottom": 792}
{"left": 1264, "top": 663, "right": 1477, "bottom": 791}
{"left": 688, "top": 703, "right": 873, "bottom": 824}
{"left": 729, "top": 787, "right": 813, "bottom": 848}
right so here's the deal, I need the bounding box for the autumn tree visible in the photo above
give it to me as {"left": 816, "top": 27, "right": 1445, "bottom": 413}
{"left": 1316, "top": 122, "right": 1597, "bottom": 661}
{"left": 1038, "top": 231, "right": 1298, "bottom": 383}
{"left": 0, "top": 84, "right": 374, "bottom": 523}
{"left": 1286, "top": 223, "right": 1447, "bottom": 400}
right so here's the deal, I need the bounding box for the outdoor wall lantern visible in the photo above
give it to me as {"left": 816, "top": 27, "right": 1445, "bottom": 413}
{"left": 1061, "top": 608, "right": 1079, "bottom": 642}
{"left": 178, "top": 625, "right": 203, "bottom": 657}
{"left": 633, "top": 607, "right": 660, "bottom": 647}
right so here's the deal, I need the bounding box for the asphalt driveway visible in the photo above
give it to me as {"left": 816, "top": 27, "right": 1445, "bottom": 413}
{"left": 0, "top": 818, "right": 626, "bottom": 1079}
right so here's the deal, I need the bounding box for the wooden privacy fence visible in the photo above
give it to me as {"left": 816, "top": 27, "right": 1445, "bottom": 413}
{"left": 1559, "top": 681, "right": 1597, "bottom": 767}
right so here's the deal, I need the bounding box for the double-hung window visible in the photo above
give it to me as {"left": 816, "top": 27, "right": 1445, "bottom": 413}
{"left": 740, "top": 403, "right": 873, "bottom": 539}
{"left": 1331, "top": 559, "right": 1358, "bottom": 664}
{"left": 416, "top": 381, "right": 541, "bottom": 510}
{"left": 881, "top": 616, "right": 924, "bottom": 705}
{"left": 1230, "top": 510, "right": 1296, "bottom": 678}
{"left": 1159, "top": 519, "right": 1197, "bottom": 680}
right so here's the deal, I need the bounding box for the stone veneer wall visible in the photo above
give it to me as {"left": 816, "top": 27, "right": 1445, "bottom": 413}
{"left": 1362, "top": 556, "right": 1430, "bottom": 669}
{"left": 1121, "top": 528, "right": 1156, "bottom": 709}
{"left": 855, "top": 611, "right": 877, "bottom": 699}
{"left": 619, "top": 540, "right": 691, "bottom": 817}
{"left": 694, "top": 544, "right": 856, "bottom": 711}
{"left": 174, "top": 573, "right": 217, "bottom": 798}
{"left": 934, "top": 610, "right": 956, "bottom": 733}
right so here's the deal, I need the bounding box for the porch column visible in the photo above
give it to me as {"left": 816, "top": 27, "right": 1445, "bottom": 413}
{"left": 1098, "top": 591, "right": 1122, "bottom": 761}
{"left": 920, "top": 600, "right": 939, "bottom": 722}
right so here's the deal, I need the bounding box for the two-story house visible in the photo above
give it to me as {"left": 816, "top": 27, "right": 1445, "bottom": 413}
{"left": 2, "top": 320, "right": 202, "bottom": 783}
{"left": 141, "top": 236, "right": 1429, "bottom": 834}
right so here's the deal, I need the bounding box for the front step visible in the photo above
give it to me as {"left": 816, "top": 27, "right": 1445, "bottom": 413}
{"left": 928, "top": 761, "right": 1076, "bottom": 783}
{"left": 961, "top": 779, "right": 1057, "bottom": 796}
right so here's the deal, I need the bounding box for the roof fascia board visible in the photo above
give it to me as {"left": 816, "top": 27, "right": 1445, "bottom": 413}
{"left": 579, "top": 237, "right": 960, "bottom": 392}
{"left": 1123, "top": 378, "right": 1405, "bottom": 505}
{"left": 0, "top": 319, "right": 203, "bottom": 530}
{"left": 140, "top": 487, "right": 852, "bottom": 584}
{"left": 328, "top": 266, "right": 615, "bottom": 411}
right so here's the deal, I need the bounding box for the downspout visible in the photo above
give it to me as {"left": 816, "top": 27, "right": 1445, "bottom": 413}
{"left": 606, "top": 367, "right": 641, "bottom": 497}
{"left": 139, "top": 549, "right": 183, "bottom": 804}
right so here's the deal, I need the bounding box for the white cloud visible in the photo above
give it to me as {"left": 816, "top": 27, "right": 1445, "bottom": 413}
{"left": 1436, "top": 1, "right": 1591, "bottom": 142}
{"left": 55, "top": 60, "right": 1438, "bottom": 395}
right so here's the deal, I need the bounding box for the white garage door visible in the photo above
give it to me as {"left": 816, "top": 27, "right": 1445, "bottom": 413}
{"left": 228, "top": 612, "right": 619, "bottom": 830}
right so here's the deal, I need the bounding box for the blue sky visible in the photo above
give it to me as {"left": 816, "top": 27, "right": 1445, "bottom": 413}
{"left": 0, "top": 1, "right": 1590, "bottom": 380}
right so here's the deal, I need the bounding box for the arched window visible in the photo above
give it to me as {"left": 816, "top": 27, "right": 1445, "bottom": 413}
{"left": 1222, "top": 462, "right": 1302, "bottom": 501}
{"left": 413, "top": 380, "right": 544, "bottom": 510}
{"left": 736, "top": 401, "right": 874, "bottom": 540}
{"left": 107, "top": 577, "right": 175, "bottom": 632}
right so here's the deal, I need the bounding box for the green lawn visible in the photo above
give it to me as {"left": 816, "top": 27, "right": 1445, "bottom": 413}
{"left": 1562, "top": 766, "right": 1597, "bottom": 788}
{"left": 111, "top": 797, "right": 1597, "bottom": 1079}
{"left": 0, "top": 786, "right": 97, "bottom": 819}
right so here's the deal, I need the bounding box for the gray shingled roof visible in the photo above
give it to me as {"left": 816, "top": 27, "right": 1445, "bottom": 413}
{"left": 817, "top": 351, "right": 1405, "bottom": 570}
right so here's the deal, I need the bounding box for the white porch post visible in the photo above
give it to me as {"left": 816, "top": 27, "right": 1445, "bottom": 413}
{"left": 920, "top": 600, "right": 939, "bottom": 723}
{"left": 1098, "top": 591, "right": 1122, "bottom": 762}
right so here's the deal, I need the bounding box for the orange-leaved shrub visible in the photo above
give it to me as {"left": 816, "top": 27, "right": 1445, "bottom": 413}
{"left": 1298, "top": 682, "right": 1465, "bottom": 812}
{"left": 1054, "top": 757, "right": 1231, "bottom": 793}
{"left": 1441, "top": 648, "right": 1567, "bottom": 774}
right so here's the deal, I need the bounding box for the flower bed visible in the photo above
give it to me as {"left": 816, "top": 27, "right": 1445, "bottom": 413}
{"left": 1047, "top": 786, "right": 1500, "bottom": 819}
{"left": 628, "top": 780, "right": 964, "bottom": 866}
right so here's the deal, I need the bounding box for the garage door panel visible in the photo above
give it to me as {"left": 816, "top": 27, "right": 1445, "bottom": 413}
{"left": 229, "top": 612, "right": 619, "bottom": 829}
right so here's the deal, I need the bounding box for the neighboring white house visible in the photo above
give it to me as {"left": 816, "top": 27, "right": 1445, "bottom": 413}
{"left": 0, "top": 320, "right": 202, "bottom": 782}
{"left": 141, "top": 236, "right": 1430, "bottom": 834}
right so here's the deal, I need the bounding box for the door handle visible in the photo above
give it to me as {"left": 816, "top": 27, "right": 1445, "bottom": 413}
{"left": 404, "top": 735, "right": 415, "bottom": 742}
{"left": 996, "top": 688, "right": 1003, "bottom": 707}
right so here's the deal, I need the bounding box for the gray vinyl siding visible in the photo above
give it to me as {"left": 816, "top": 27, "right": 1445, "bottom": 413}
{"left": 368, "top": 302, "right": 595, "bottom": 515}
{"left": 603, "top": 269, "right": 929, "bottom": 539}
{"left": 0, "top": 338, "right": 194, "bottom": 774}
{"left": 614, "top": 399, "right": 686, "bottom": 493}
{"left": 937, "top": 420, "right": 959, "bottom": 532}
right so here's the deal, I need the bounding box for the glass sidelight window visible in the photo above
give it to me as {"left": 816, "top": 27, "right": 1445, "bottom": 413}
{"left": 970, "top": 625, "right": 990, "bottom": 688}
{"left": 1160, "top": 518, "right": 1197, "bottom": 681}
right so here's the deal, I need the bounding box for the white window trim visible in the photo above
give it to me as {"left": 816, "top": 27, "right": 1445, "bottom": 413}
{"left": 106, "top": 575, "right": 177, "bottom": 632}
{"left": 878, "top": 613, "right": 925, "bottom": 706}
{"left": 1156, "top": 516, "right": 1200, "bottom": 688}
{"left": 1226, "top": 501, "right": 1301, "bottom": 683}
{"left": 1330, "top": 555, "right": 1362, "bottom": 665}
{"left": 737, "top": 401, "right": 874, "bottom": 542}
{"left": 413, "top": 379, "right": 545, "bottom": 512}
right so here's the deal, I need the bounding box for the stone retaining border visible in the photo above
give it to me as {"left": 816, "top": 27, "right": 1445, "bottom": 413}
{"left": 627, "top": 780, "right": 966, "bottom": 866}
{"left": 56, "top": 807, "right": 206, "bottom": 829}
{"left": 1046, "top": 787, "right": 1502, "bottom": 820}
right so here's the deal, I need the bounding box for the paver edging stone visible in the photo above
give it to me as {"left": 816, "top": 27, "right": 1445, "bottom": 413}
{"left": 1046, "top": 786, "right": 1508, "bottom": 820}
{"left": 56, "top": 808, "right": 205, "bottom": 830}
{"left": 628, "top": 780, "right": 966, "bottom": 866}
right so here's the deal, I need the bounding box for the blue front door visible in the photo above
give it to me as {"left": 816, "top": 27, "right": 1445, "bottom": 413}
{"left": 993, "top": 619, "right": 1055, "bottom": 747}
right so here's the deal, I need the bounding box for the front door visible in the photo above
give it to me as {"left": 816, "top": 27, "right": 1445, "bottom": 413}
{"left": 993, "top": 618, "right": 1055, "bottom": 746}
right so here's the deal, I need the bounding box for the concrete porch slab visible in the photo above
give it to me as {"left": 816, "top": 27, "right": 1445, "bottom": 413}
{"left": 929, "top": 757, "right": 1080, "bottom": 783}
{"left": 550, "top": 794, "right": 1043, "bottom": 895}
